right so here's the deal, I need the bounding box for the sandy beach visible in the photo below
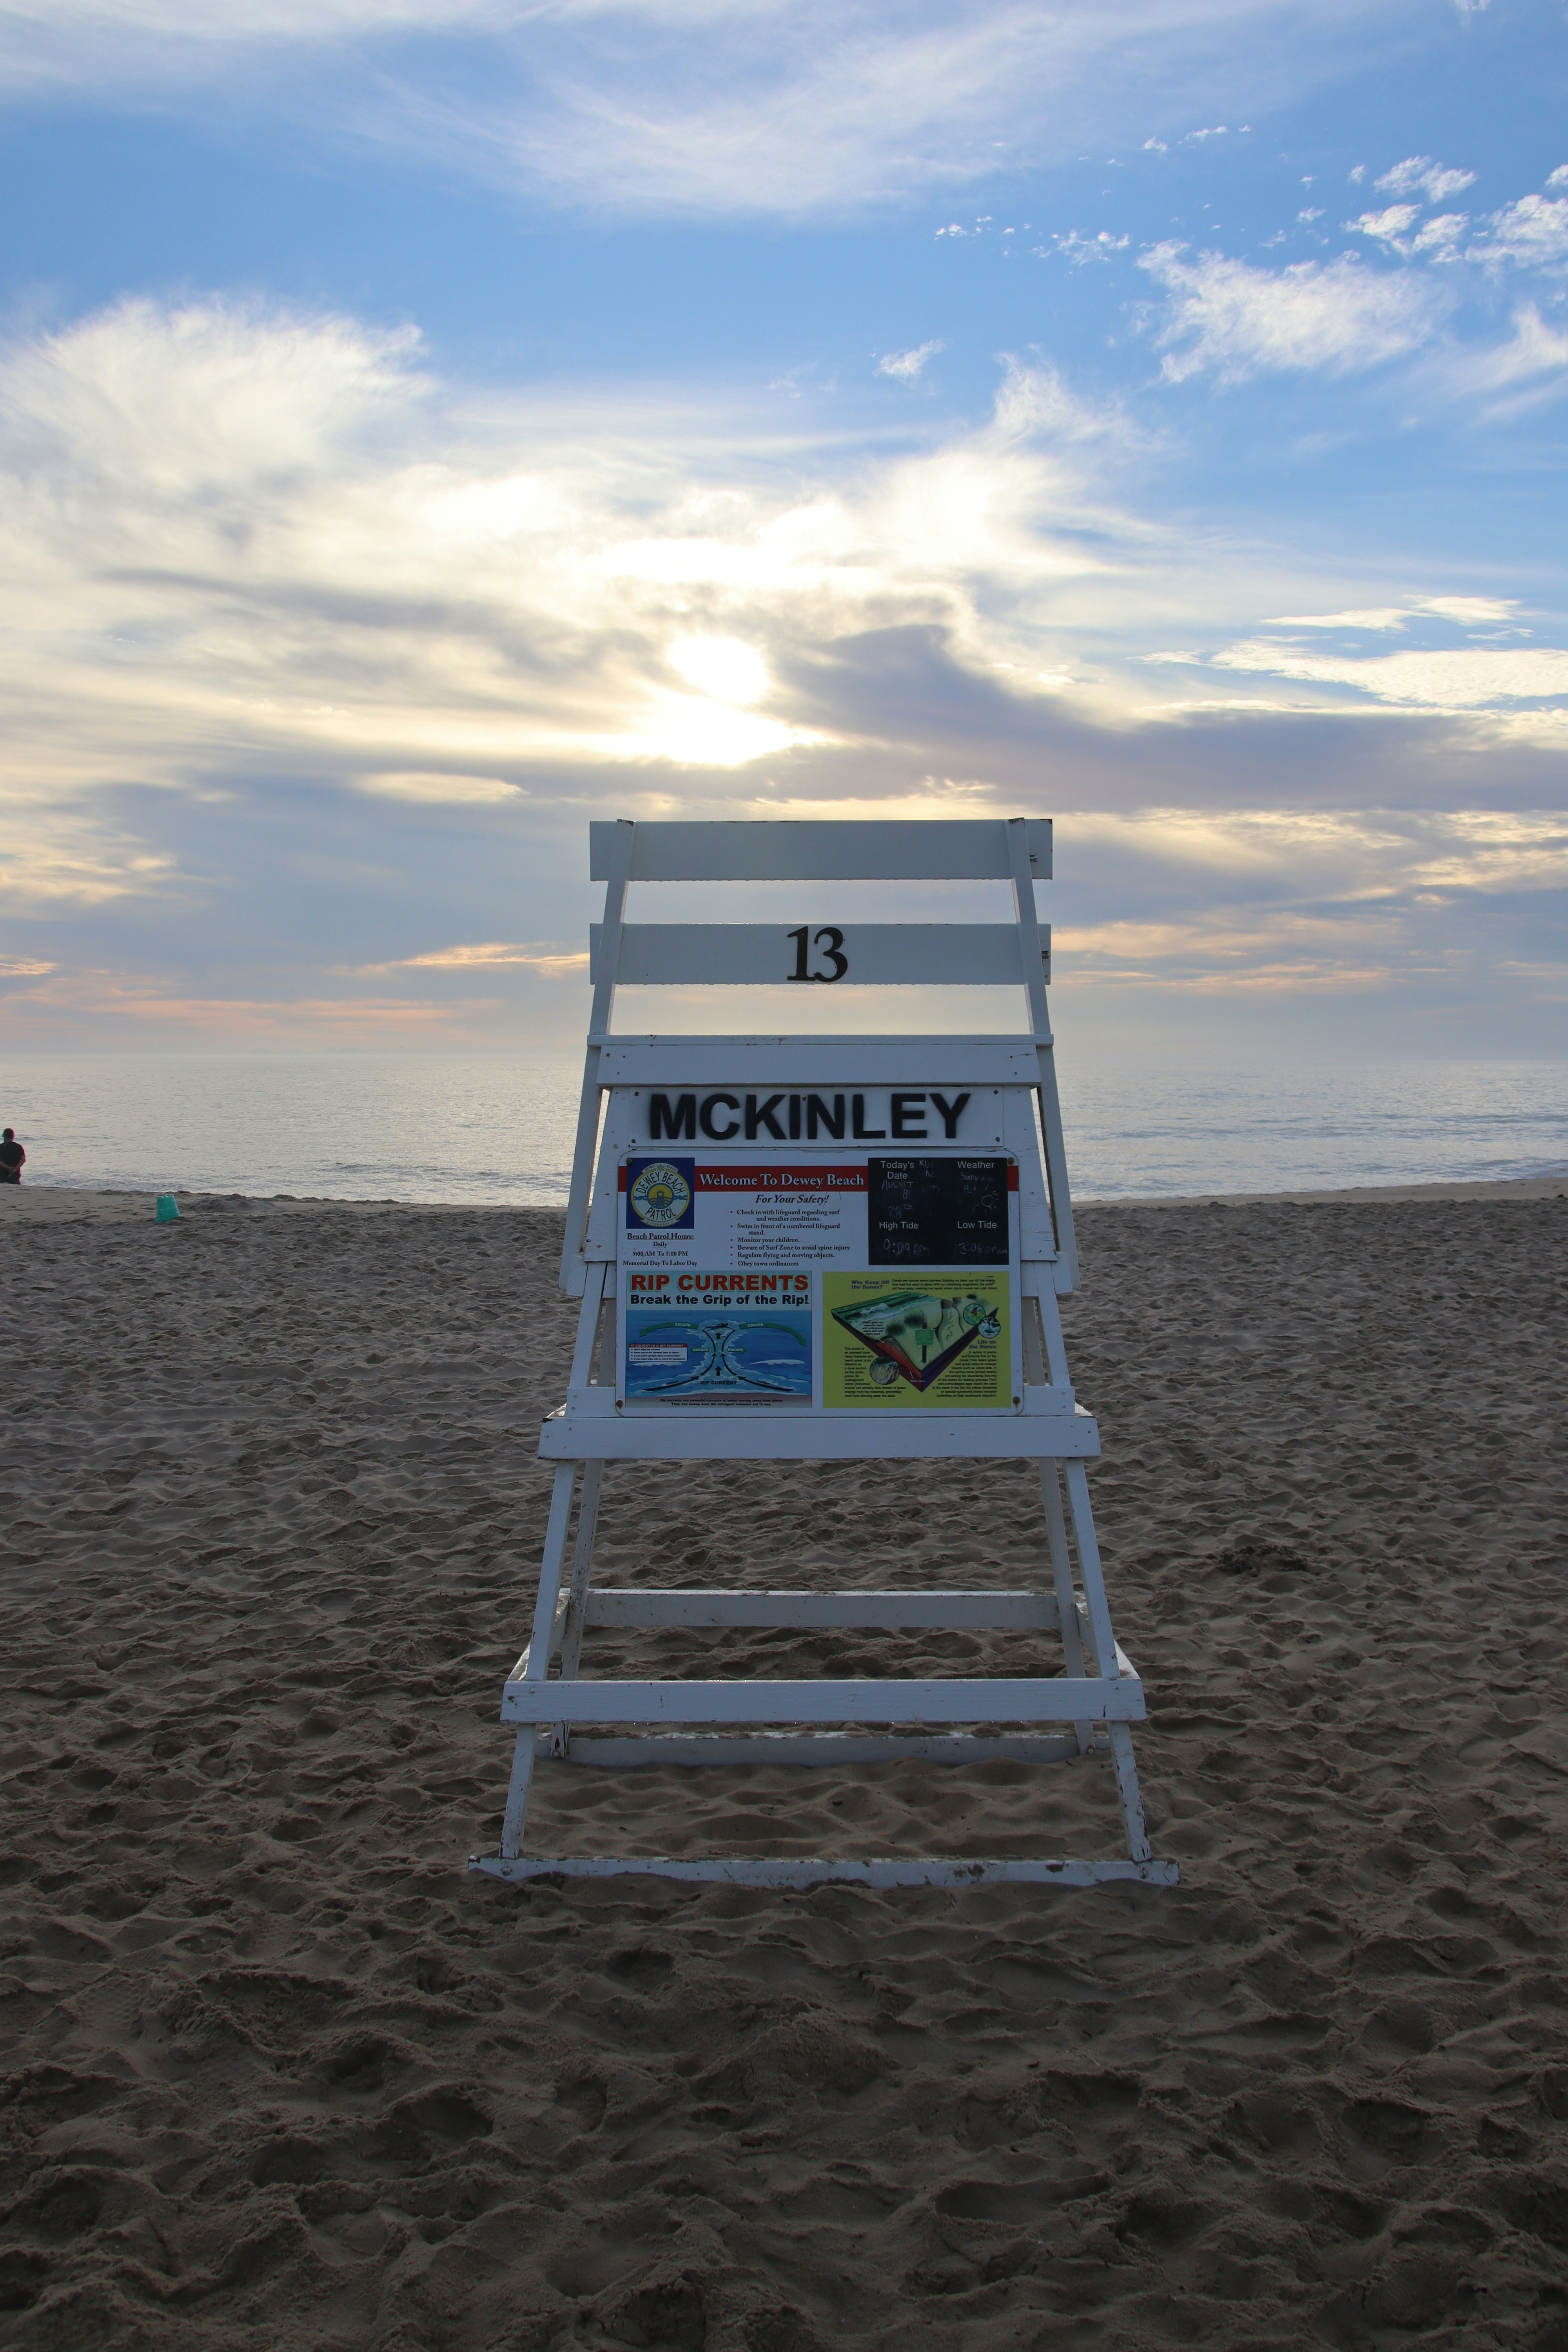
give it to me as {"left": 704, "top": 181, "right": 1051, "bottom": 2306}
{"left": 2, "top": 1183, "right": 1565, "bottom": 2350}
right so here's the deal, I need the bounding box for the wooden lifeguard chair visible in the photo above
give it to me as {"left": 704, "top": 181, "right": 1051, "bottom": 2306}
{"left": 470, "top": 816, "right": 1174, "bottom": 1888}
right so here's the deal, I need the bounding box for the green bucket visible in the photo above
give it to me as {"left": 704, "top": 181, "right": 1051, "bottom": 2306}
{"left": 155, "top": 1194, "right": 181, "bottom": 1223}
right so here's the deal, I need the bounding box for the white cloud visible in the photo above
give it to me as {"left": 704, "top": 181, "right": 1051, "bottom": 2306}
{"left": 1419, "top": 595, "right": 1517, "bottom": 624}
{"left": 0, "top": 298, "right": 1161, "bottom": 909}
{"left": 1048, "top": 229, "right": 1131, "bottom": 265}
{"left": 358, "top": 940, "right": 590, "bottom": 973}
{"left": 1475, "top": 191, "right": 1568, "bottom": 271}
{"left": 1444, "top": 304, "right": 1568, "bottom": 410}
{"left": 1346, "top": 205, "right": 1467, "bottom": 260}
{"left": 356, "top": 769, "right": 524, "bottom": 801}
{"left": 1140, "top": 244, "right": 1445, "bottom": 383}
{"left": 1261, "top": 597, "right": 1520, "bottom": 630}
{"left": 1263, "top": 608, "right": 1410, "bottom": 629}
{"left": 1549, "top": 166, "right": 1568, "bottom": 191}
{"left": 4, "top": 290, "right": 1564, "bottom": 1055}
{"left": 0, "top": 0, "right": 1425, "bottom": 219}
{"left": 878, "top": 339, "right": 946, "bottom": 380}
{"left": 1347, "top": 203, "right": 1419, "bottom": 243}
{"left": 1055, "top": 806, "right": 1568, "bottom": 991}
{"left": 1410, "top": 212, "right": 1467, "bottom": 258}
{"left": 1211, "top": 639, "right": 1568, "bottom": 708}
{"left": 1375, "top": 155, "right": 1475, "bottom": 204}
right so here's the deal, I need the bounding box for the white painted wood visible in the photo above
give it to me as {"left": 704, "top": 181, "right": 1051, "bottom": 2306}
{"left": 578, "top": 1384, "right": 1074, "bottom": 1428}
{"left": 472, "top": 1854, "right": 1179, "bottom": 1888}
{"left": 1005, "top": 1086, "right": 1058, "bottom": 1266}
{"left": 534, "top": 1731, "right": 1092, "bottom": 1766}
{"left": 500, "top": 1462, "right": 578, "bottom": 1857}
{"left": 552, "top": 1457, "right": 605, "bottom": 1757}
{"left": 591, "top": 921, "right": 1044, "bottom": 988}
{"left": 515, "top": 1590, "right": 571, "bottom": 1680}
{"left": 1041, "top": 1464, "right": 1093, "bottom": 1756}
{"left": 486, "top": 815, "right": 1173, "bottom": 1893}
{"left": 539, "top": 1398, "right": 1098, "bottom": 1462}
{"left": 593, "top": 1038, "right": 1045, "bottom": 1087}
{"left": 565, "top": 1261, "right": 608, "bottom": 1391}
{"left": 1036, "top": 1283, "right": 1073, "bottom": 1388}
{"left": 583, "top": 1590, "right": 1061, "bottom": 1631}
{"left": 501, "top": 1675, "right": 1147, "bottom": 1726}
{"left": 582, "top": 1090, "right": 635, "bottom": 1262}
{"left": 1063, "top": 1455, "right": 1120, "bottom": 1682}
{"left": 1003, "top": 818, "right": 1078, "bottom": 1293}
{"left": 591, "top": 817, "right": 1052, "bottom": 883}
{"left": 1108, "top": 1722, "right": 1154, "bottom": 1865}
{"left": 561, "top": 823, "right": 633, "bottom": 1293}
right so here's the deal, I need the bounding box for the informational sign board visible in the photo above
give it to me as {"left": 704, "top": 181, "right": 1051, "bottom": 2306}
{"left": 617, "top": 1147, "right": 1022, "bottom": 1412}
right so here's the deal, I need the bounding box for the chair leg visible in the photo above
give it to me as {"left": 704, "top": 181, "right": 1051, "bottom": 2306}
{"left": 552, "top": 1459, "right": 605, "bottom": 1758}
{"left": 499, "top": 1728, "right": 539, "bottom": 1861}
{"left": 1040, "top": 1461, "right": 1091, "bottom": 1754}
{"left": 1107, "top": 1724, "right": 1153, "bottom": 1865}
{"left": 498, "top": 1463, "right": 578, "bottom": 1858}
{"left": 1060, "top": 1457, "right": 1152, "bottom": 1865}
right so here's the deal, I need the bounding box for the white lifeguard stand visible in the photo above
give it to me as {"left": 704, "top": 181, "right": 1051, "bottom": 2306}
{"left": 470, "top": 817, "right": 1174, "bottom": 1889}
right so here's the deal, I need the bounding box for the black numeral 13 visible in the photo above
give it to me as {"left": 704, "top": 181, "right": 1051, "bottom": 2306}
{"left": 786, "top": 925, "right": 849, "bottom": 983}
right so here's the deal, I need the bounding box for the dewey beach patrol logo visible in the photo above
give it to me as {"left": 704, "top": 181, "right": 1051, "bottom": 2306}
{"left": 626, "top": 1158, "right": 695, "bottom": 1230}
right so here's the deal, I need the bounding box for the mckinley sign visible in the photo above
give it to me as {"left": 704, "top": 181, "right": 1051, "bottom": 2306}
{"left": 646, "top": 1088, "right": 975, "bottom": 1143}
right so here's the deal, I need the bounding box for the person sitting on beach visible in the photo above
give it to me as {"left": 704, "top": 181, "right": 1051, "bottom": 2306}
{"left": 0, "top": 1129, "right": 24, "bottom": 1184}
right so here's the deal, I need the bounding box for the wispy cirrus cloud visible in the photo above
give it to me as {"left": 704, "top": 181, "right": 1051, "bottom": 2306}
{"left": 0, "top": 0, "right": 1424, "bottom": 218}
{"left": 352, "top": 940, "right": 590, "bottom": 973}
{"left": 1210, "top": 641, "right": 1568, "bottom": 708}
{"left": 1139, "top": 243, "right": 1446, "bottom": 383}
{"left": 877, "top": 339, "right": 946, "bottom": 380}
{"left": 1443, "top": 304, "right": 1568, "bottom": 415}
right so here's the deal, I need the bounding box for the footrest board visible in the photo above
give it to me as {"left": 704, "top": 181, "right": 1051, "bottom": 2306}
{"left": 539, "top": 1730, "right": 1100, "bottom": 1766}
{"left": 501, "top": 1674, "right": 1145, "bottom": 1726}
{"left": 470, "top": 1853, "right": 1180, "bottom": 1888}
{"left": 539, "top": 1399, "right": 1100, "bottom": 1463}
{"left": 582, "top": 1590, "right": 1062, "bottom": 1632}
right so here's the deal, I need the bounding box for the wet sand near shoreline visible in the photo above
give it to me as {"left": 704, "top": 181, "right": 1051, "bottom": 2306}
{"left": 2, "top": 1187, "right": 1565, "bottom": 2350}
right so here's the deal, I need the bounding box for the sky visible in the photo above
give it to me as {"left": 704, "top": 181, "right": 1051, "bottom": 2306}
{"left": 1, "top": 0, "right": 1565, "bottom": 1060}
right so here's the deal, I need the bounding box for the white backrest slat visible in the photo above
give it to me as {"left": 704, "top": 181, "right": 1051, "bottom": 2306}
{"left": 593, "top": 1037, "right": 1043, "bottom": 1085}
{"left": 590, "top": 920, "right": 1049, "bottom": 988}
{"left": 590, "top": 817, "right": 1052, "bottom": 882}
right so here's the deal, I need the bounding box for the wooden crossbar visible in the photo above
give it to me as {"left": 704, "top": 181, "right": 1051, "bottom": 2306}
{"left": 581, "top": 1589, "right": 1061, "bottom": 1631}
{"left": 500, "top": 1675, "right": 1148, "bottom": 1726}
{"left": 532, "top": 1731, "right": 1096, "bottom": 1766}
{"left": 592, "top": 1037, "right": 1046, "bottom": 1085}
{"left": 474, "top": 1856, "right": 1179, "bottom": 1888}
{"left": 539, "top": 1397, "right": 1098, "bottom": 1462}
{"left": 591, "top": 817, "right": 1052, "bottom": 882}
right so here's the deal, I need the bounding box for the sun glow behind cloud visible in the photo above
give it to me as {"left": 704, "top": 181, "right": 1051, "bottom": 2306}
{"left": 0, "top": 285, "right": 1565, "bottom": 1045}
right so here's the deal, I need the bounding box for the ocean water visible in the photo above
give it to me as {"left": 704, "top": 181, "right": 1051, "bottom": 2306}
{"left": 2, "top": 1052, "right": 1565, "bottom": 1205}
